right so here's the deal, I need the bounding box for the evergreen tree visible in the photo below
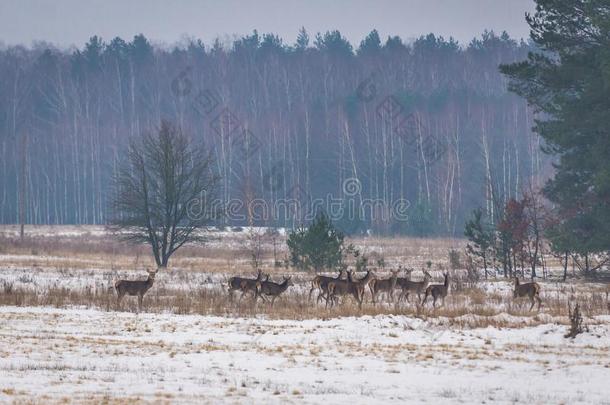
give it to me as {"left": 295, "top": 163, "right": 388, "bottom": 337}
{"left": 358, "top": 29, "right": 381, "bottom": 55}
{"left": 286, "top": 212, "right": 344, "bottom": 272}
{"left": 295, "top": 27, "right": 309, "bottom": 51}
{"left": 501, "top": 0, "right": 610, "bottom": 256}
{"left": 464, "top": 208, "right": 494, "bottom": 278}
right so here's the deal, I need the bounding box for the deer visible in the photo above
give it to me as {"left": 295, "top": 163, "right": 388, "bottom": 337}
{"left": 396, "top": 270, "right": 431, "bottom": 304}
{"left": 256, "top": 275, "right": 294, "bottom": 307}
{"left": 228, "top": 270, "right": 265, "bottom": 302}
{"left": 328, "top": 270, "right": 375, "bottom": 309}
{"left": 308, "top": 268, "right": 346, "bottom": 304}
{"left": 513, "top": 277, "right": 542, "bottom": 311}
{"left": 115, "top": 268, "right": 157, "bottom": 311}
{"left": 369, "top": 269, "right": 399, "bottom": 304}
{"left": 421, "top": 272, "right": 449, "bottom": 308}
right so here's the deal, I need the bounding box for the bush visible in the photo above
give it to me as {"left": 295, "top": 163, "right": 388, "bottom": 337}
{"left": 448, "top": 249, "right": 461, "bottom": 270}
{"left": 286, "top": 212, "right": 344, "bottom": 272}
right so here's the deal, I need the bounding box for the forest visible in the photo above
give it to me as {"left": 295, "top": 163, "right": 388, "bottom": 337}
{"left": 0, "top": 29, "right": 545, "bottom": 235}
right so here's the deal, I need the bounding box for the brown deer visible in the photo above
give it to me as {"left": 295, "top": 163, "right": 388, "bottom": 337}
{"left": 256, "top": 276, "right": 294, "bottom": 307}
{"left": 422, "top": 272, "right": 449, "bottom": 308}
{"left": 328, "top": 270, "right": 375, "bottom": 309}
{"left": 228, "top": 270, "right": 265, "bottom": 302}
{"left": 369, "top": 269, "right": 399, "bottom": 304}
{"left": 115, "top": 268, "right": 157, "bottom": 311}
{"left": 308, "top": 268, "right": 346, "bottom": 304}
{"left": 397, "top": 270, "right": 431, "bottom": 304}
{"left": 513, "top": 277, "right": 542, "bottom": 311}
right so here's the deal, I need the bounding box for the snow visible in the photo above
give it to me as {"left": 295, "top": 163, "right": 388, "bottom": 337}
{"left": 0, "top": 306, "right": 609, "bottom": 403}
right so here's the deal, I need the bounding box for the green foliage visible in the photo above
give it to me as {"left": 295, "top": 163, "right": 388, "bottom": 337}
{"left": 448, "top": 249, "right": 461, "bottom": 270}
{"left": 314, "top": 30, "right": 353, "bottom": 57}
{"left": 358, "top": 29, "right": 381, "bottom": 55}
{"left": 496, "top": 199, "right": 529, "bottom": 276}
{"left": 464, "top": 207, "right": 494, "bottom": 275}
{"left": 295, "top": 27, "right": 309, "bottom": 50}
{"left": 408, "top": 200, "right": 435, "bottom": 237}
{"left": 286, "top": 212, "right": 345, "bottom": 272}
{"left": 335, "top": 200, "right": 367, "bottom": 236}
{"left": 500, "top": 0, "right": 610, "bottom": 255}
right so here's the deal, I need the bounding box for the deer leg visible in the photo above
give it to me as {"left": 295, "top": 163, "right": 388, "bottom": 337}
{"left": 138, "top": 294, "right": 143, "bottom": 312}
{"left": 397, "top": 290, "right": 406, "bottom": 303}
{"left": 271, "top": 296, "right": 277, "bottom": 307}
{"left": 317, "top": 289, "right": 326, "bottom": 305}
{"left": 536, "top": 295, "right": 542, "bottom": 311}
{"left": 117, "top": 292, "right": 124, "bottom": 310}
{"left": 308, "top": 286, "right": 316, "bottom": 302}
{"left": 239, "top": 289, "right": 247, "bottom": 303}
{"left": 529, "top": 296, "right": 536, "bottom": 311}
{"left": 323, "top": 290, "right": 334, "bottom": 306}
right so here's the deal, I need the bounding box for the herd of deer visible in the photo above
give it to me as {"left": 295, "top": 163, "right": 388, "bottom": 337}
{"left": 225, "top": 267, "right": 542, "bottom": 311}
{"left": 113, "top": 267, "right": 543, "bottom": 312}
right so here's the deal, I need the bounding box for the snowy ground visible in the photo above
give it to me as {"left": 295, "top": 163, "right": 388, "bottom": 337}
{"left": 1, "top": 306, "right": 609, "bottom": 404}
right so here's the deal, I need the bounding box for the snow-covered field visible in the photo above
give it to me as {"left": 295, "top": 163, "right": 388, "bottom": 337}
{"left": 1, "top": 306, "right": 609, "bottom": 404}
{"left": 1, "top": 226, "right": 609, "bottom": 403}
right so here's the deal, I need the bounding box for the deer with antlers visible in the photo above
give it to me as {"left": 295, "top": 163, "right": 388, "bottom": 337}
{"left": 396, "top": 269, "right": 431, "bottom": 304}
{"left": 115, "top": 268, "right": 157, "bottom": 311}
{"left": 513, "top": 277, "right": 542, "bottom": 311}
{"left": 256, "top": 275, "right": 294, "bottom": 307}
{"left": 422, "top": 272, "right": 449, "bottom": 308}
{"left": 228, "top": 270, "right": 265, "bottom": 302}
{"left": 308, "top": 268, "right": 346, "bottom": 305}
{"left": 369, "top": 269, "right": 399, "bottom": 304}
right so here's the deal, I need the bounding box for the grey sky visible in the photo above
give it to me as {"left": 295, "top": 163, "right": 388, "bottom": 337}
{"left": 0, "top": 0, "right": 536, "bottom": 49}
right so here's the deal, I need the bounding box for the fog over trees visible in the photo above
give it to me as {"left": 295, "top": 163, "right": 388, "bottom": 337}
{"left": 0, "top": 29, "right": 546, "bottom": 235}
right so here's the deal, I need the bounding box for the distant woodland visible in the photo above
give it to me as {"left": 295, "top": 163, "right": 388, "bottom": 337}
{"left": 0, "top": 29, "right": 547, "bottom": 235}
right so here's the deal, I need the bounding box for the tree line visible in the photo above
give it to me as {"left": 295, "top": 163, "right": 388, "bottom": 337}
{"left": 0, "top": 28, "right": 544, "bottom": 235}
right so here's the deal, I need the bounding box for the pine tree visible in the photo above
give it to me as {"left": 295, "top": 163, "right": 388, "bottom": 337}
{"left": 286, "top": 212, "right": 344, "bottom": 272}
{"left": 295, "top": 27, "right": 309, "bottom": 51}
{"left": 464, "top": 208, "right": 494, "bottom": 278}
{"left": 500, "top": 0, "right": 610, "bottom": 257}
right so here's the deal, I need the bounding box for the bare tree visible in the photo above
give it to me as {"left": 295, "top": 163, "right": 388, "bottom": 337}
{"left": 111, "top": 120, "right": 221, "bottom": 268}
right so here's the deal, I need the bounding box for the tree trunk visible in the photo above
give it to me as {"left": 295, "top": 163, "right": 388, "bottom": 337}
{"left": 562, "top": 251, "right": 569, "bottom": 282}
{"left": 19, "top": 133, "right": 28, "bottom": 242}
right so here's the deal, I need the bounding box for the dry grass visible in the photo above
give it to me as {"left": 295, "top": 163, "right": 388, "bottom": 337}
{"left": 0, "top": 275, "right": 608, "bottom": 328}
{"left": 0, "top": 225, "right": 466, "bottom": 274}
{"left": 0, "top": 225, "right": 608, "bottom": 328}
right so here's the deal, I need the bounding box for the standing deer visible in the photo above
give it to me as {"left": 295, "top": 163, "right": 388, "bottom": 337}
{"left": 115, "top": 268, "right": 157, "bottom": 311}
{"left": 396, "top": 270, "right": 431, "bottom": 304}
{"left": 369, "top": 269, "right": 399, "bottom": 304}
{"left": 256, "top": 275, "right": 294, "bottom": 307}
{"left": 328, "top": 270, "right": 375, "bottom": 309}
{"left": 422, "top": 272, "right": 449, "bottom": 308}
{"left": 308, "top": 268, "right": 346, "bottom": 304}
{"left": 513, "top": 277, "right": 542, "bottom": 311}
{"left": 228, "top": 270, "right": 265, "bottom": 302}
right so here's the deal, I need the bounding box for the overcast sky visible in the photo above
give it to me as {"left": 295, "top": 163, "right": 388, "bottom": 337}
{"left": 0, "top": 0, "right": 536, "bottom": 49}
